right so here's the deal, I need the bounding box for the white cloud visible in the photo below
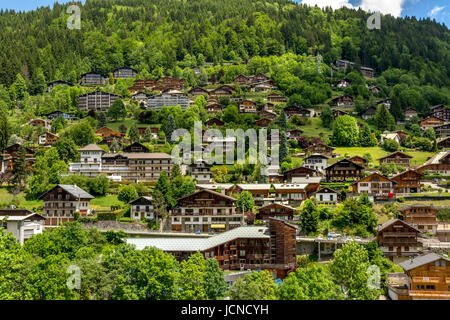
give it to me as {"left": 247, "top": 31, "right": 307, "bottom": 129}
{"left": 359, "top": 0, "right": 406, "bottom": 17}
{"left": 429, "top": 6, "right": 445, "bottom": 17}
{"left": 301, "top": 0, "right": 355, "bottom": 10}
{"left": 301, "top": 0, "right": 407, "bottom": 18}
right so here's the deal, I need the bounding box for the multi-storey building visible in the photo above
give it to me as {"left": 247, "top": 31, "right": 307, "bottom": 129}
{"left": 283, "top": 166, "right": 321, "bottom": 183}
{"left": 331, "top": 95, "right": 354, "bottom": 107}
{"left": 267, "top": 93, "right": 287, "bottom": 103}
{"left": 417, "top": 151, "right": 450, "bottom": 175}
{"left": 38, "top": 131, "right": 59, "bottom": 145}
{"left": 430, "top": 104, "right": 450, "bottom": 122}
{"left": 171, "top": 189, "right": 243, "bottom": 233}
{"left": 146, "top": 92, "right": 190, "bottom": 110}
{"left": 40, "top": 184, "right": 94, "bottom": 227}
{"left": 129, "top": 196, "right": 155, "bottom": 221}
{"left": 325, "top": 159, "right": 364, "bottom": 182}
{"left": 113, "top": 67, "right": 137, "bottom": 79}
{"left": 0, "top": 209, "right": 45, "bottom": 245}
{"left": 377, "top": 219, "right": 421, "bottom": 263}
{"left": 304, "top": 154, "right": 328, "bottom": 173}
{"left": 391, "top": 170, "right": 422, "bottom": 194}
{"left": 434, "top": 123, "right": 450, "bottom": 137}
{"left": 239, "top": 100, "right": 257, "bottom": 113}
{"left": 348, "top": 156, "right": 368, "bottom": 168}
{"left": 314, "top": 187, "right": 338, "bottom": 204}
{"left": 379, "top": 151, "right": 413, "bottom": 167}
{"left": 399, "top": 204, "right": 439, "bottom": 234}
{"left": 419, "top": 116, "right": 444, "bottom": 130}
{"left": 405, "top": 108, "right": 418, "bottom": 121}
{"left": 186, "top": 159, "right": 213, "bottom": 183}
{"left": 128, "top": 218, "right": 297, "bottom": 279}
{"left": 352, "top": 172, "right": 395, "bottom": 198}
{"left": 80, "top": 72, "right": 107, "bottom": 86}
{"left": 77, "top": 90, "right": 121, "bottom": 112}
{"left": 361, "top": 66, "right": 374, "bottom": 78}
{"left": 256, "top": 203, "right": 296, "bottom": 221}
{"left": 69, "top": 144, "right": 104, "bottom": 177}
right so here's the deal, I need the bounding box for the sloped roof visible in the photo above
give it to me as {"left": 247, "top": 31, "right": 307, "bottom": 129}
{"left": 39, "top": 184, "right": 94, "bottom": 200}
{"left": 378, "top": 151, "right": 413, "bottom": 160}
{"left": 177, "top": 188, "right": 236, "bottom": 202}
{"left": 129, "top": 196, "right": 153, "bottom": 204}
{"left": 315, "top": 187, "right": 338, "bottom": 194}
{"left": 399, "top": 253, "right": 449, "bottom": 272}
{"left": 398, "top": 204, "right": 437, "bottom": 212}
{"left": 79, "top": 144, "right": 104, "bottom": 152}
{"left": 127, "top": 225, "right": 268, "bottom": 252}
{"left": 377, "top": 219, "right": 421, "bottom": 233}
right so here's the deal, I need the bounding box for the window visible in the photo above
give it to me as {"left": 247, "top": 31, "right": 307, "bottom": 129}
{"left": 240, "top": 250, "right": 246, "bottom": 256}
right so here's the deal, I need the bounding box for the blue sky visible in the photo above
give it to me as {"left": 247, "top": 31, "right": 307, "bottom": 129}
{"left": 0, "top": 0, "right": 448, "bottom": 26}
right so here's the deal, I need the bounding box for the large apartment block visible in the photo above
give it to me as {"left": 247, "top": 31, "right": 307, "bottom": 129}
{"left": 146, "top": 92, "right": 190, "bottom": 110}
{"left": 77, "top": 91, "right": 121, "bottom": 112}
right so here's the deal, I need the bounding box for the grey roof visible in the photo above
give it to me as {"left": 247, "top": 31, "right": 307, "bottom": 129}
{"left": 40, "top": 184, "right": 94, "bottom": 199}
{"left": 126, "top": 225, "right": 269, "bottom": 252}
{"left": 0, "top": 212, "right": 45, "bottom": 221}
{"left": 79, "top": 144, "right": 104, "bottom": 152}
{"left": 129, "top": 196, "right": 153, "bottom": 204}
{"left": 399, "top": 253, "right": 449, "bottom": 272}
{"left": 398, "top": 204, "right": 437, "bottom": 211}
{"left": 377, "top": 219, "right": 421, "bottom": 233}
{"left": 196, "top": 184, "right": 235, "bottom": 190}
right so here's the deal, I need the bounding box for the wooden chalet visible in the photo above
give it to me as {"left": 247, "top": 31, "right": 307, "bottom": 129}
{"left": 352, "top": 172, "right": 396, "bottom": 198}
{"left": 229, "top": 184, "right": 272, "bottom": 204}
{"left": 47, "top": 80, "right": 73, "bottom": 93}
{"left": 405, "top": 108, "right": 417, "bottom": 121}
{"left": 254, "top": 118, "right": 272, "bottom": 127}
{"left": 189, "top": 87, "right": 209, "bottom": 96}
{"left": 399, "top": 204, "right": 439, "bottom": 234}
{"left": 361, "top": 66, "right": 375, "bottom": 78}
{"left": 417, "top": 151, "right": 450, "bottom": 175}
{"left": 348, "top": 156, "right": 368, "bottom": 167}
{"left": 306, "top": 143, "right": 335, "bottom": 157}
{"left": 332, "top": 109, "right": 348, "bottom": 120}
{"left": 123, "top": 142, "right": 150, "bottom": 153}
{"left": 283, "top": 166, "right": 321, "bottom": 183}
{"left": 113, "top": 67, "right": 137, "bottom": 79}
{"left": 267, "top": 93, "right": 287, "bottom": 103}
{"left": 239, "top": 100, "right": 257, "bottom": 113}
{"left": 437, "top": 137, "right": 450, "bottom": 149}
{"left": 283, "top": 105, "right": 302, "bottom": 118}
{"left": 434, "top": 123, "right": 450, "bottom": 138}
{"left": 325, "top": 159, "right": 364, "bottom": 182}
{"left": 379, "top": 151, "right": 413, "bottom": 167}
{"left": 287, "top": 129, "right": 304, "bottom": 140}
{"left": 209, "top": 85, "right": 235, "bottom": 97}
{"left": 206, "top": 102, "right": 224, "bottom": 114}
{"left": 430, "top": 104, "right": 450, "bottom": 122}
{"left": 39, "top": 131, "right": 59, "bottom": 145}
{"left": 361, "top": 107, "right": 376, "bottom": 120}
{"left": 419, "top": 117, "right": 444, "bottom": 130}
{"left": 391, "top": 170, "right": 422, "bottom": 194}
{"left": 260, "top": 109, "right": 277, "bottom": 119}
{"left": 256, "top": 203, "right": 296, "bottom": 221}
{"left": 205, "top": 118, "right": 224, "bottom": 127}
{"left": 331, "top": 95, "right": 354, "bottom": 107}
{"left": 376, "top": 219, "right": 421, "bottom": 262}
{"left": 171, "top": 189, "right": 242, "bottom": 233}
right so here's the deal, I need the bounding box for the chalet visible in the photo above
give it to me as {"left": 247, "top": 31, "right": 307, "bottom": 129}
{"left": 332, "top": 109, "right": 348, "bottom": 120}
{"left": 171, "top": 189, "right": 243, "bottom": 233}
{"left": 0, "top": 144, "right": 35, "bottom": 175}
{"left": 376, "top": 219, "right": 421, "bottom": 263}
{"left": 392, "top": 253, "right": 450, "bottom": 300}
{"left": 39, "top": 131, "right": 59, "bottom": 145}
{"left": 434, "top": 123, "right": 450, "bottom": 138}
{"left": 239, "top": 100, "right": 257, "bottom": 113}
{"left": 314, "top": 187, "right": 338, "bottom": 204}
{"left": 267, "top": 93, "right": 287, "bottom": 103}
{"left": 96, "top": 126, "right": 123, "bottom": 138}
{"left": 399, "top": 204, "right": 439, "bottom": 234}
{"left": 331, "top": 95, "right": 354, "bottom": 107}
{"left": 47, "top": 80, "right": 73, "bottom": 93}
{"left": 368, "top": 85, "right": 381, "bottom": 93}
{"left": 25, "top": 118, "right": 50, "bottom": 130}
{"left": 417, "top": 151, "right": 450, "bottom": 175}
{"left": 430, "top": 104, "right": 450, "bottom": 121}
{"left": 0, "top": 209, "right": 45, "bottom": 245}
{"left": 189, "top": 87, "right": 209, "bottom": 96}
{"left": 283, "top": 105, "right": 303, "bottom": 118}
{"left": 419, "top": 117, "right": 444, "bottom": 131}
{"left": 40, "top": 184, "right": 94, "bottom": 227}
{"left": 260, "top": 109, "right": 277, "bottom": 120}
{"left": 273, "top": 181, "right": 321, "bottom": 204}
{"left": 80, "top": 72, "right": 107, "bottom": 86}
{"left": 234, "top": 74, "right": 251, "bottom": 85}
{"left": 186, "top": 159, "right": 213, "bottom": 183}
{"left": 46, "top": 111, "right": 76, "bottom": 120}
{"left": 325, "top": 159, "right": 364, "bottom": 182}
{"left": 253, "top": 73, "right": 270, "bottom": 83}
{"left": 335, "top": 59, "right": 355, "bottom": 69}
{"left": 254, "top": 118, "right": 272, "bottom": 127}
{"left": 306, "top": 143, "right": 335, "bottom": 157}
{"left": 361, "top": 66, "right": 375, "bottom": 78}
{"left": 256, "top": 203, "right": 296, "bottom": 221}
{"left": 155, "top": 76, "right": 186, "bottom": 91}
{"left": 379, "top": 151, "right": 413, "bottom": 167}
{"left": 437, "top": 137, "right": 450, "bottom": 149}
{"left": 380, "top": 132, "right": 402, "bottom": 144}
{"left": 127, "top": 218, "right": 297, "bottom": 279}
{"left": 262, "top": 102, "right": 274, "bottom": 111}
{"left": 265, "top": 165, "right": 283, "bottom": 183}
{"left": 287, "top": 129, "right": 304, "bottom": 140}
{"left": 304, "top": 154, "right": 328, "bottom": 173}
{"left": 405, "top": 108, "right": 418, "bottom": 121}
{"left": 209, "top": 85, "right": 235, "bottom": 97}
{"left": 352, "top": 173, "right": 396, "bottom": 198}
{"left": 437, "top": 224, "right": 450, "bottom": 242}
{"left": 129, "top": 196, "right": 155, "bottom": 221}
{"left": 206, "top": 103, "right": 224, "bottom": 114}
{"left": 348, "top": 156, "right": 368, "bottom": 167}
{"left": 77, "top": 91, "right": 121, "bottom": 112}
{"left": 361, "top": 107, "right": 376, "bottom": 120}
{"left": 395, "top": 130, "right": 409, "bottom": 142}
{"left": 205, "top": 118, "right": 224, "bottom": 127}
{"left": 391, "top": 170, "right": 422, "bottom": 194}
{"left": 113, "top": 67, "right": 137, "bottom": 79}
{"left": 147, "top": 92, "right": 190, "bottom": 110}
{"left": 123, "top": 142, "right": 150, "bottom": 153}
{"left": 131, "top": 92, "right": 149, "bottom": 104}
{"left": 250, "top": 81, "right": 275, "bottom": 93}
{"left": 283, "top": 167, "right": 320, "bottom": 183}
{"left": 128, "top": 85, "right": 144, "bottom": 94}
{"left": 337, "top": 79, "right": 351, "bottom": 88}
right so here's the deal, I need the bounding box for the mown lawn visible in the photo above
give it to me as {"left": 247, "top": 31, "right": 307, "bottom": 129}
{"left": 333, "top": 147, "right": 435, "bottom": 166}
{"left": 106, "top": 118, "right": 160, "bottom": 131}
{"left": 300, "top": 117, "right": 333, "bottom": 138}
{"left": 90, "top": 194, "right": 123, "bottom": 210}
{"left": 0, "top": 188, "right": 43, "bottom": 211}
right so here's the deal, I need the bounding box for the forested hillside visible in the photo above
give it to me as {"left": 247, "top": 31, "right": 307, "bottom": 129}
{"left": 0, "top": 0, "right": 449, "bottom": 87}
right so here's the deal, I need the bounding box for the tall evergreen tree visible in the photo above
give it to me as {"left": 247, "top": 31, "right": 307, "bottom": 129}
{"left": 11, "top": 145, "right": 28, "bottom": 194}
{"left": 128, "top": 123, "right": 140, "bottom": 143}
{"left": 0, "top": 109, "right": 10, "bottom": 151}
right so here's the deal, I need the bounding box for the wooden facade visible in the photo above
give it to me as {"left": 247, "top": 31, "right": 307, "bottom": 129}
{"left": 419, "top": 116, "right": 444, "bottom": 130}
{"left": 254, "top": 118, "right": 272, "bottom": 127}
{"left": 284, "top": 166, "right": 320, "bottom": 183}
{"left": 352, "top": 173, "right": 395, "bottom": 197}
{"left": 256, "top": 203, "right": 296, "bottom": 221}
{"left": 399, "top": 204, "right": 439, "bottom": 234}
{"left": 306, "top": 143, "right": 335, "bottom": 157}
{"left": 391, "top": 170, "right": 422, "bottom": 194}
{"left": 379, "top": 151, "right": 413, "bottom": 167}
{"left": 377, "top": 219, "right": 421, "bottom": 261}
{"left": 325, "top": 159, "right": 364, "bottom": 182}
{"left": 205, "top": 117, "right": 224, "bottom": 127}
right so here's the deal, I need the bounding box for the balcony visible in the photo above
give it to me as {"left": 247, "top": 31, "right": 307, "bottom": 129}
{"left": 383, "top": 232, "right": 417, "bottom": 237}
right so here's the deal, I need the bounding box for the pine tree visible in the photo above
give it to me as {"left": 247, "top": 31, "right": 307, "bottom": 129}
{"left": 164, "top": 114, "right": 177, "bottom": 144}
{"left": 0, "top": 109, "right": 10, "bottom": 151}
{"left": 279, "top": 110, "right": 287, "bottom": 130}
{"left": 11, "top": 145, "right": 28, "bottom": 194}
{"left": 128, "top": 123, "right": 140, "bottom": 143}
{"left": 142, "top": 127, "right": 152, "bottom": 143}
{"left": 110, "top": 138, "right": 119, "bottom": 153}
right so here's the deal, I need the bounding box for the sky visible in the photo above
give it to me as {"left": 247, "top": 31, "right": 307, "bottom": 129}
{"left": 0, "top": 0, "right": 448, "bottom": 26}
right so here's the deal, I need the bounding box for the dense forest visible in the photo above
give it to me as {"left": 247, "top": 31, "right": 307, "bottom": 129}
{"left": 0, "top": 0, "right": 449, "bottom": 88}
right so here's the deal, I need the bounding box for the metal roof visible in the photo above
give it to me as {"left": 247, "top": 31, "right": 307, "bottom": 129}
{"left": 127, "top": 226, "right": 269, "bottom": 252}
{"left": 40, "top": 184, "right": 94, "bottom": 200}
{"left": 399, "top": 253, "right": 449, "bottom": 272}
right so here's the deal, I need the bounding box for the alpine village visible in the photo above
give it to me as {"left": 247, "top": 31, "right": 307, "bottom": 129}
{"left": 0, "top": 0, "right": 449, "bottom": 301}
